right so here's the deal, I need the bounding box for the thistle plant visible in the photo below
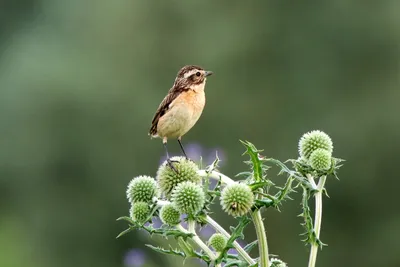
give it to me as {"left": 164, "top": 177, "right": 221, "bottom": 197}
{"left": 117, "top": 130, "right": 343, "bottom": 267}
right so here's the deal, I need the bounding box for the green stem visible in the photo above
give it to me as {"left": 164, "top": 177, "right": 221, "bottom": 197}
{"left": 251, "top": 210, "right": 269, "bottom": 267}
{"left": 181, "top": 221, "right": 217, "bottom": 261}
{"left": 197, "top": 170, "right": 235, "bottom": 185}
{"left": 307, "top": 175, "right": 326, "bottom": 267}
{"left": 177, "top": 236, "right": 193, "bottom": 256}
{"left": 206, "top": 215, "right": 256, "bottom": 265}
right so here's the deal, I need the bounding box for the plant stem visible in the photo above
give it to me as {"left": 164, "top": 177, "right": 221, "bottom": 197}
{"left": 251, "top": 210, "right": 269, "bottom": 267}
{"left": 307, "top": 175, "right": 327, "bottom": 267}
{"left": 179, "top": 221, "right": 217, "bottom": 261}
{"left": 197, "top": 170, "right": 235, "bottom": 185}
{"left": 177, "top": 236, "right": 193, "bottom": 256}
{"left": 206, "top": 215, "right": 256, "bottom": 265}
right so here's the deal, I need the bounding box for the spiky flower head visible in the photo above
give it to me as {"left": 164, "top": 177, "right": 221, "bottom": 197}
{"left": 298, "top": 130, "right": 333, "bottom": 160}
{"left": 309, "top": 148, "right": 332, "bottom": 171}
{"left": 130, "top": 202, "right": 150, "bottom": 223}
{"left": 159, "top": 203, "right": 181, "bottom": 226}
{"left": 270, "top": 257, "right": 287, "bottom": 267}
{"left": 171, "top": 181, "right": 205, "bottom": 215}
{"left": 157, "top": 156, "right": 202, "bottom": 197}
{"left": 126, "top": 175, "right": 158, "bottom": 203}
{"left": 220, "top": 183, "right": 254, "bottom": 217}
{"left": 208, "top": 233, "right": 227, "bottom": 252}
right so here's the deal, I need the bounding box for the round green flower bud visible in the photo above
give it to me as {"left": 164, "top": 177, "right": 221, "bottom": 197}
{"left": 171, "top": 181, "right": 205, "bottom": 215}
{"left": 220, "top": 183, "right": 254, "bottom": 217}
{"left": 270, "top": 257, "right": 287, "bottom": 267}
{"left": 126, "top": 175, "right": 158, "bottom": 203}
{"left": 160, "top": 203, "right": 181, "bottom": 226}
{"left": 130, "top": 202, "right": 150, "bottom": 223}
{"left": 309, "top": 148, "right": 332, "bottom": 171}
{"left": 298, "top": 130, "right": 333, "bottom": 160}
{"left": 208, "top": 233, "right": 227, "bottom": 252}
{"left": 157, "top": 156, "right": 202, "bottom": 197}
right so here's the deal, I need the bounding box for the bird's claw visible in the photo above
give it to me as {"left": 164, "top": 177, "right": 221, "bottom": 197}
{"left": 167, "top": 158, "right": 178, "bottom": 173}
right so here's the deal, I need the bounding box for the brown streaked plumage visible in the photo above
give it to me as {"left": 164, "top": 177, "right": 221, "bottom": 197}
{"left": 149, "top": 65, "right": 213, "bottom": 169}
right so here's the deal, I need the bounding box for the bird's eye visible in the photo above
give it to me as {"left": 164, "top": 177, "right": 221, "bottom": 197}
{"left": 195, "top": 72, "right": 201, "bottom": 77}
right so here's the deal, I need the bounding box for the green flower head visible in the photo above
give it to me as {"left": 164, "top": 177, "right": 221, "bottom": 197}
{"left": 157, "top": 156, "right": 202, "bottom": 197}
{"left": 298, "top": 130, "right": 333, "bottom": 160}
{"left": 309, "top": 148, "right": 332, "bottom": 171}
{"left": 126, "top": 175, "right": 158, "bottom": 203}
{"left": 171, "top": 181, "right": 205, "bottom": 215}
{"left": 208, "top": 233, "right": 227, "bottom": 252}
{"left": 160, "top": 203, "right": 181, "bottom": 226}
{"left": 130, "top": 202, "right": 150, "bottom": 223}
{"left": 220, "top": 183, "right": 254, "bottom": 217}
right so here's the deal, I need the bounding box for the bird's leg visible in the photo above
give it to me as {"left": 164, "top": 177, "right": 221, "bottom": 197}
{"left": 177, "top": 137, "right": 189, "bottom": 159}
{"left": 163, "top": 138, "right": 178, "bottom": 172}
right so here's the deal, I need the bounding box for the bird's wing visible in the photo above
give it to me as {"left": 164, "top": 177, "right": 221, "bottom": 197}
{"left": 149, "top": 86, "right": 189, "bottom": 136}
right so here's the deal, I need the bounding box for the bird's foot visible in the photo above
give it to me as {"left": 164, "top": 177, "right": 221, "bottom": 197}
{"left": 167, "top": 158, "right": 179, "bottom": 173}
{"left": 184, "top": 156, "right": 196, "bottom": 164}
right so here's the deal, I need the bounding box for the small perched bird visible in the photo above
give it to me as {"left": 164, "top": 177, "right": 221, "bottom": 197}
{"left": 149, "top": 65, "right": 213, "bottom": 168}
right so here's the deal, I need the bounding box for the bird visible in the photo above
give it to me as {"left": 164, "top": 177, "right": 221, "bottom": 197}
{"left": 149, "top": 65, "right": 213, "bottom": 170}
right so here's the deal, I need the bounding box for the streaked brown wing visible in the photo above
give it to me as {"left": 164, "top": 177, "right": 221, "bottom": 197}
{"left": 149, "top": 86, "right": 189, "bottom": 136}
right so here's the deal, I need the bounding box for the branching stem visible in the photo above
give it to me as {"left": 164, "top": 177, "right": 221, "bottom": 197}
{"left": 197, "top": 170, "right": 235, "bottom": 185}
{"left": 307, "top": 174, "right": 327, "bottom": 267}
{"left": 176, "top": 223, "right": 216, "bottom": 261}
{"left": 206, "top": 215, "right": 256, "bottom": 265}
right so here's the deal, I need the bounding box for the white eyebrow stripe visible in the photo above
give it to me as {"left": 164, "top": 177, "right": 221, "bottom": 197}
{"left": 183, "top": 69, "right": 199, "bottom": 78}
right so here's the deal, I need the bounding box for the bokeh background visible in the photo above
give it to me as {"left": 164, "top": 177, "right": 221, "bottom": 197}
{"left": 1, "top": 1, "right": 399, "bottom": 267}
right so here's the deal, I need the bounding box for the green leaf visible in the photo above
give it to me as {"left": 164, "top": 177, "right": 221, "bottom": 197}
{"left": 206, "top": 153, "right": 220, "bottom": 173}
{"left": 145, "top": 244, "right": 185, "bottom": 258}
{"left": 274, "top": 176, "right": 295, "bottom": 204}
{"left": 243, "top": 240, "right": 258, "bottom": 253}
{"left": 299, "top": 185, "right": 327, "bottom": 248}
{"left": 235, "top": 171, "right": 252, "bottom": 178}
{"left": 248, "top": 181, "right": 273, "bottom": 191}
{"left": 116, "top": 216, "right": 135, "bottom": 224}
{"left": 116, "top": 227, "right": 134, "bottom": 239}
{"left": 240, "top": 140, "right": 264, "bottom": 182}
{"left": 224, "top": 259, "right": 250, "bottom": 267}
{"left": 254, "top": 199, "right": 274, "bottom": 209}
{"left": 215, "top": 216, "right": 252, "bottom": 264}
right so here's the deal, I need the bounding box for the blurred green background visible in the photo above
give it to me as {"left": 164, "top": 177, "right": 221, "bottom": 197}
{"left": 1, "top": 1, "right": 399, "bottom": 266}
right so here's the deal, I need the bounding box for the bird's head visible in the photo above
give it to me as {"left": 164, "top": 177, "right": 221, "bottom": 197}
{"left": 173, "top": 65, "right": 213, "bottom": 90}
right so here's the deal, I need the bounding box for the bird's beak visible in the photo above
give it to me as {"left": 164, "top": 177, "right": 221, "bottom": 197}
{"left": 204, "top": 71, "right": 213, "bottom": 77}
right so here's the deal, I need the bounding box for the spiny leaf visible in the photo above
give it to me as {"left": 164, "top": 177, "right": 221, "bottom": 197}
{"left": 299, "top": 185, "right": 327, "bottom": 248}
{"left": 215, "top": 216, "right": 252, "bottom": 264}
{"left": 248, "top": 181, "right": 273, "bottom": 191}
{"left": 254, "top": 199, "right": 275, "bottom": 209}
{"left": 243, "top": 240, "right": 258, "bottom": 253}
{"left": 224, "top": 259, "right": 250, "bottom": 267}
{"left": 116, "top": 227, "right": 134, "bottom": 239}
{"left": 266, "top": 158, "right": 305, "bottom": 182}
{"left": 206, "top": 153, "right": 220, "bottom": 173}
{"left": 240, "top": 140, "right": 264, "bottom": 182}
{"left": 145, "top": 244, "right": 185, "bottom": 258}
{"left": 235, "top": 171, "right": 252, "bottom": 178}
{"left": 274, "top": 176, "right": 296, "bottom": 204}
{"left": 116, "top": 216, "right": 135, "bottom": 224}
